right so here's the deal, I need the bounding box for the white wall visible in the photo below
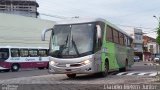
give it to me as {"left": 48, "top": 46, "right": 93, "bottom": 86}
{"left": 0, "top": 13, "right": 55, "bottom": 47}
{"left": 147, "top": 42, "right": 160, "bottom": 54}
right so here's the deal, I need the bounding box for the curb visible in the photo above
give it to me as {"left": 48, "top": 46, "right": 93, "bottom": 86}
{"left": 144, "top": 63, "right": 160, "bottom": 66}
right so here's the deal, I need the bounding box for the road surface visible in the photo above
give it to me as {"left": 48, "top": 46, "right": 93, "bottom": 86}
{"left": 0, "top": 62, "right": 159, "bottom": 90}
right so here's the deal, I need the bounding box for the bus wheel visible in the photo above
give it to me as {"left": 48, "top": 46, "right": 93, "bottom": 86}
{"left": 11, "top": 64, "right": 20, "bottom": 72}
{"left": 101, "top": 61, "right": 109, "bottom": 77}
{"left": 119, "top": 60, "right": 128, "bottom": 72}
{"left": 38, "top": 67, "right": 45, "bottom": 70}
{"left": 66, "top": 74, "right": 76, "bottom": 78}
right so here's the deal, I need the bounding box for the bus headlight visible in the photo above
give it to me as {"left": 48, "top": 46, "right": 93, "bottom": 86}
{"left": 49, "top": 61, "right": 56, "bottom": 65}
{"left": 81, "top": 60, "right": 90, "bottom": 65}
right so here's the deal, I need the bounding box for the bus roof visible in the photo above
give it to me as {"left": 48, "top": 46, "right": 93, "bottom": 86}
{"left": 55, "top": 18, "right": 132, "bottom": 39}
{"left": 0, "top": 46, "right": 48, "bottom": 49}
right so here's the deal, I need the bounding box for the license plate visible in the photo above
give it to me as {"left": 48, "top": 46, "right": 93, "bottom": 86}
{"left": 65, "top": 69, "right": 71, "bottom": 71}
{"left": 65, "top": 69, "right": 72, "bottom": 74}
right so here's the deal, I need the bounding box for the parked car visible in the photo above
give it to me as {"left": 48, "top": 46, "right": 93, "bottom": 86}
{"left": 134, "top": 56, "right": 140, "bottom": 62}
{"left": 154, "top": 57, "right": 159, "bottom": 62}
{"left": 154, "top": 54, "right": 160, "bottom": 63}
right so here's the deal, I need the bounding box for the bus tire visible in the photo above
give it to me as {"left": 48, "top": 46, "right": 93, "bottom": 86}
{"left": 11, "top": 64, "right": 20, "bottom": 72}
{"left": 3, "top": 69, "right": 10, "bottom": 72}
{"left": 38, "top": 67, "right": 45, "bottom": 70}
{"left": 119, "top": 67, "right": 126, "bottom": 72}
{"left": 119, "top": 60, "right": 128, "bottom": 72}
{"left": 66, "top": 74, "right": 76, "bottom": 78}
{"left": 101, "top": 61, "right": 109, "bottom": 77}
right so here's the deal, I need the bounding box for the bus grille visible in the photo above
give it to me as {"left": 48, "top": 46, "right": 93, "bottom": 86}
{"left": 56, "top": 63, "right": 82, "bottom": 67}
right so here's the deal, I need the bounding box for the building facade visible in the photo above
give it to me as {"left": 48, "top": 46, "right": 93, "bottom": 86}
{"left": 0, "top": 13, "right": 55, "bottom": 47}
{"left": 143, "top": 35, "right": 160, "bottom": 61}
{"left": 124, "top": 28, "right": 143, "bottom": 60}
{"left": 133, "top": 28, "right": 143, "bottom": 60}
{"left": 0, "top": 0, "right": 39, "bottom": 18}
{"left": 134, "top": 28, "right": 143, "bottom": 52}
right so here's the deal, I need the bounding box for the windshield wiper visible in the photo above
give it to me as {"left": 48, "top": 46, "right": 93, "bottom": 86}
{"left": 72, "top": 36, "right": 80, "bottom": 56}
{"left": 52, "top": 36, "right": 69, "bottom": 58}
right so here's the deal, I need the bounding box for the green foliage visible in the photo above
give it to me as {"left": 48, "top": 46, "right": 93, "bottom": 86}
{"left": 156, "top": 36, "right": 160, "bottom": 45}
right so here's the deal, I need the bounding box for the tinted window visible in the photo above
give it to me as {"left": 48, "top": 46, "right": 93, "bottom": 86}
{"left": 106, "top": 26, "right": 113, "bottom": 41}
{"left": 20, "top": 49, "right": 28, "bottom": 57}
{"left": 113, "top": 29, "right": 119, "bottom": 43}
{"left": 51, "top": 23, "right": 95, "bottom": 58}
{"left": 29, "top": 49, "right": 38, "bottom": 57}
{"left": 39, "top": 49, "right": 48, "bottom": 57}
{"left": 124, "top": 35, "right": 128, "bottom": 46}
{"left": 127, "top": 37, "right": 133, "bottom": 47}
{"left": 0, "top": 48, "right": 9, "bottom": 61}
{"left": 11, "top": 48, "right": 19, "bottom": 57}
{"left": 119, "top": 32, "right": 124, "bottom": 45}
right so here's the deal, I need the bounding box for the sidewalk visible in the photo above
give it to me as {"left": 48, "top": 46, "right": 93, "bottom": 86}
{"left": 133, "top": 61, "right": 160, "bottom": 66}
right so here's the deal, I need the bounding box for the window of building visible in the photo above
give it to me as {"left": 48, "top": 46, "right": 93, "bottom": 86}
{"left": 150, "top": 45, "right": 153, "bottom": 49}
{"left": 139, "top": 35, "right": 142, "bottom": 40}
{"left": 135, "top": 44, "right": 142, "bottom": 48}
{"left": 11, "top": 48, "right": 19, "bottom": 57}
{"left": 135, "top": 34, "right": 142, "bottom": 40}
{"left": 135, "top": 44, "right": 143, "bottom": 52}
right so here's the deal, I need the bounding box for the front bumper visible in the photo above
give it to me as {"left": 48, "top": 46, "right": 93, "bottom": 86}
{"left": 0, "top": 66, "right": 8, "bottom": 70}
{"left": 48, "top": 62, "right": 95, "bottom": 74}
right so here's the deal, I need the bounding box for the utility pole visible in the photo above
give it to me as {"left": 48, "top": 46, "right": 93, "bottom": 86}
{"left": 153, "top": 15, "right": 160, "bottom": 81}
{"left": 153, "top": 15, "right": 160, "bottom": 45}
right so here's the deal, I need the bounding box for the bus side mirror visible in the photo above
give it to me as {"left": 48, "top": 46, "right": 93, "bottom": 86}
{"left": 41, "top": 28, "right": 53, "bottom": 41}
{"left": 96, "top": 25, "right": 102, "bottom": 39}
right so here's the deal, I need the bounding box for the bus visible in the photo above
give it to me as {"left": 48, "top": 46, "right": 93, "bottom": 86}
{"left": 0, "top": 46, "right": 49, "bottom": 72}
{"left": 41, "top": 18, "right": 134, "bottom": 78}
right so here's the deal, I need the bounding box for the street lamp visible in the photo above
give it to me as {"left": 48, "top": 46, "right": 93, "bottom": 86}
{"left": 153, "top": 15, "right": 160, "bottom": 26}
{"left": 153, "top": 15, "right": 159, "bottom": 20}
{"left": 153, "top": 15, "right": 160, "bottom": 36}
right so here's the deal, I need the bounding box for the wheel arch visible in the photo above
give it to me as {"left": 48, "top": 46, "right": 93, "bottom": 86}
{"left": 125, "top": 58, "right": 129, "bottom": 66}
{"left": 11, "top": 63, "right": 20, "bottom": 68}
{"left": 103, "top": 58, "right": 109, "bottom": 70}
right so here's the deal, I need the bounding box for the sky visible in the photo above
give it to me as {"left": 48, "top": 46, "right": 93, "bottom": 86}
{"left": 36, "top": 0, "right": 160, "bottom": 38}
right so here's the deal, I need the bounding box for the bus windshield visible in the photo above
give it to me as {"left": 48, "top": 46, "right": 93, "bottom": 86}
{"left": 50, "top": 23, "right": 95, "bottom": 58}
{"left": 0, "top": 48, "right": 9, "bottom": 61}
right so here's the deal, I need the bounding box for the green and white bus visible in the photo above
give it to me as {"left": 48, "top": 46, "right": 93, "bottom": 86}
{"left": 41, "top": 18, "right": 134, "bottom": 78}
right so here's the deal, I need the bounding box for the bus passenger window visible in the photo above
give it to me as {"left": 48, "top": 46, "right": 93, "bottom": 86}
{"left": 119, "top": 32, "right": 124, "bottom": 45}
{"left": 0, "top": 48, "right": 9, "bottom": 60}
{"left": 106, "top": 26, "right": 113, "bottom": 41}
{"left": 29, "top": 49, "right": 38, "bottom": 57}
{"left": 11, "top": 49, "right": 19, "bottom": 57}
{"left": 20, "top": 49, "right": 28, "bottom": 57}
{"left": 113, "top": 29, "right": 119, "bottom": 44}
{"left": 124, "top": 36, "right": 128, "bottom": 46}
{"left": 127, "top": 37, "right": 133, "bottom": 47}
{"left": 38, "top": 49, "right": 48, "bottom": 57}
